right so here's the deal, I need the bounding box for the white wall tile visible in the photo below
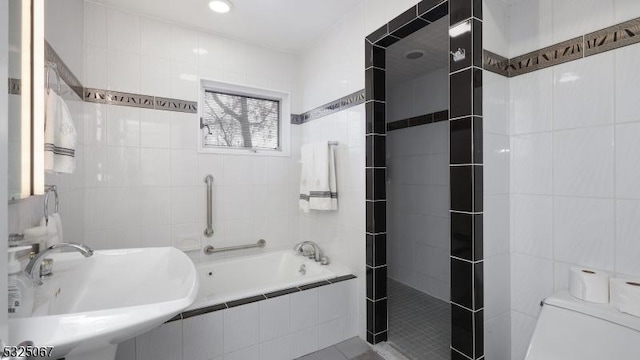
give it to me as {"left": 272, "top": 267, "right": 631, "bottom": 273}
{"left": 553, "top": 126, "right": 614, "bottom": 198}
{"left": 140, "top": 148, "right": 170, "bottom": 187}
{"left": 84, "top": 103, "right": 107, "bottom": 146}
{"left": 259, "top": 296, "right": 291, "bottom": 342}
{"left": 223, "top": 304, "right": 260, "bottom": 353}
{"left": 289, "top": 326, "right": 319, "bottom": 359}
{"left": 107, "top": 8, "right": 140, "bottom": 53}
{"left": 171, "top": 187, "right": 204, "bottom": 225}
{"left": 290, "top": 288, "right": 318, "bottom": 331}
{"left": 170, "top": 113, "right": 198, "bottom": 149}
{"left": 511, "top": 195, "right": 553, "bottom": 259}
{"left": 511, "top": 253, "right": 554, "bottom": 317}
{"left": 615, "top": 44, "right": 640, "bottom": 124}
{"left": 510, "top": 69, "right": 553, "bottom": 135}
{"left": 483, "top": 0, "right": 510, "bottom": 56}
{"left": 485, "top": 253, "right": 510, "bottom": 320}
{"left": 616, "top": 200, "right": 640, "bottom": 278}
{"left": 510, "top": 133, "right": 552, "bottom": 195}
{"left": 140, "top": 109, "right": 171, "bottom": 148}
{"left": 484, "top": 133, "right": 510, "bottom": 195}
{"left": 615, "top": 123, "right": 640, "bottom": 199}
{"left": 183, "top": 311, "right": 223, "bottom": 360}
{"left": 260, "top": 336, "right": 291, "bottom": 360}
{"left": 483, "top": 71, "right": 509, "bottom": 135}
{"left": 485, "top": 312, "right": 511, "bottom": 360}
{"left": 140, "top": 56, "right": 171, "bottom": 97}
{"left": 552, "top": 0, "right": 614, "bottom": 43}
{"left": 484, "top": 194, "right": 509, "bottom": 258}
{"left": 139, "top": 187, "right": 171, "bottom": 226}
{"left": 85, "top": 2, "right": 107, "bottom": 48}
{"left": 553, "top": 53, "right": 614, "bottom": 131}
{"left": 106, "top": 147, "right": 140, "bottom": 187}
{"left": 140, "top": 17, "right": 172, "bottom": 59}
{"left": 136, "top": 321, "right": 182, "bottom": 360}
{"left": 552, "top": 197, "right": 615, "bottom": 271}
{"left": 318, "top": 282, "right": 349, "bottom": 323}
{"left": 170, "top": 149, "right": 198, "bottom": 186}
{"left": 614, "top": 0, "right": 640, "bottom": 22}
{"left": 508, "top": 0, "right": 553, "bottom": 57}
{"left": 318, "top": 317, "right": 346, "bottom": 349}
{"left": 107, "top": 50, "right": 141, "bottom": 93}
{"left": 106, "top": 106, "right": 141, "bottom": 147}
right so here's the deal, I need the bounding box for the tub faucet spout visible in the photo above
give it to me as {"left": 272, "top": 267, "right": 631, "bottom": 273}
{"left": 293, "top": 241, "right": 323, "bottom": 262}
{"left": 25, "top": 242, "right": 94, "bottom": 285}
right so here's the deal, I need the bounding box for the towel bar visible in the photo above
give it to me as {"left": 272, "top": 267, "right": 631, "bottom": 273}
{"left": 204, "top": 175, "right": 214, "bottom": 238}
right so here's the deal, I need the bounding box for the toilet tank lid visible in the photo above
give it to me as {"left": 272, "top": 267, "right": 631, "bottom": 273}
{"left": 544, "top": 291, "right": 640, "bottom": 332}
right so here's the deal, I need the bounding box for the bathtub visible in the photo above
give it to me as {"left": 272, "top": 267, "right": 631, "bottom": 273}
{"left": 188, "top": 249, "right": 346, "bottom": 309}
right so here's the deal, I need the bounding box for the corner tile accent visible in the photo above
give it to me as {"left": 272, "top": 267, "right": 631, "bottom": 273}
{"left": 8, "top": 78, "right": 21, "bottom": 95}
{"left": 45, "top": 40, "right": 83, "bottom": 100}
{"left": 484, "top": 16, "right": 640, "bottom": 78}
{"left": 298, "top": 89, "right": 366, "bottom": 124}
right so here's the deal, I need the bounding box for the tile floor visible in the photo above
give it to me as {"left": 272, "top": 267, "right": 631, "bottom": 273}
{"left": 387, "top": 279, "right": 450, "bottom": 360}
{"left": 297, "top": 337, "right": 385, "bottom": 360}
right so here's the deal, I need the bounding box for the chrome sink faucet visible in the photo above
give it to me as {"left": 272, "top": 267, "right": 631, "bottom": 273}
{"left": 25, "top": 243, "right": 94, "bottom": 285}
{"left": 293, "top": 241, "right": 330, "bottom": 265}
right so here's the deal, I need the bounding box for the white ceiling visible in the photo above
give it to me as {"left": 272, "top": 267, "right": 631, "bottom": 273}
{"left": 386, "top": 16, "right": 450, "bottom": 85}
{"left": 92, "top": 0, "right": 363, "bottom": 53}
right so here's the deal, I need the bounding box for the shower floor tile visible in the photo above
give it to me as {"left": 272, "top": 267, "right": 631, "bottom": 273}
{"left": 387, "top": 278, "right": 451, "bottom": 360}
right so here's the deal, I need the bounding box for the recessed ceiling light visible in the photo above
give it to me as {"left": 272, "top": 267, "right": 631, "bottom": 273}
{"left": 209, "top": 0, "right": 232, "bottom": 13}
{"left": 405, "top": 49, "right": 425, "bottom": 60}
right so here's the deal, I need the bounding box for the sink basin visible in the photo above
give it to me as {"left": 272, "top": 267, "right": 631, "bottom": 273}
{"left": 9, "top": 247, "right": 198, "bottom": 360}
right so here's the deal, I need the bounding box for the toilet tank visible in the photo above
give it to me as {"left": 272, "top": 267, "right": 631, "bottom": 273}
{"left": 525, "top": 291, "right": 640, "bottom": 360}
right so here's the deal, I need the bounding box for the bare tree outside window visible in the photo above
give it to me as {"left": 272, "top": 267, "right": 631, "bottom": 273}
{"left": 201, "top": 91, "right": 280, "bottom": 150}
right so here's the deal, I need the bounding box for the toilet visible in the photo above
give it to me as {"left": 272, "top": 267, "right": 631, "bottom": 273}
{"left": 525, "top": 291, "right": 640, "bottom": 360}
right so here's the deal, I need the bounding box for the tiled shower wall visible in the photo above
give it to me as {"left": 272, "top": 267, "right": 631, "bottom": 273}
{"left": 484, "top": 0, "right": 640, "bottom": 359}
{"left": 386, "top": 66, "right": 450, "bottom": 301}
{"left": 80, "top": 1, "right": 302, "bottom": 254}
{"left": 387, "top": 67, "right": 448, "bottom": 122}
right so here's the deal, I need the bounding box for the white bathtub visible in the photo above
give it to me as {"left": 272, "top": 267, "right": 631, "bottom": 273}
{"left": 189, "top": 249, "right": 343, "bottom": 309}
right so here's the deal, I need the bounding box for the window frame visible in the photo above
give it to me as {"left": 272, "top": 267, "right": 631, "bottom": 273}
{"left": 198, "top": 79, "right": 291, "bottom": 156}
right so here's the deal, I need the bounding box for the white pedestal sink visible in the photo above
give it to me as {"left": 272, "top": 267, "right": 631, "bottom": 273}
{"left": 9, "top": 247, "right": 199, "bottom": 360}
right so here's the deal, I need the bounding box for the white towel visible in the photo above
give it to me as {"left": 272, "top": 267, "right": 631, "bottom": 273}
{"left": 44, "top": 90, "right": 77, "bottom": 174}
{"left": 299, "top": 142, "right": 338, "bottom": 212}
{"left": 40, "top": 213, "right": 63, "bottom": 248}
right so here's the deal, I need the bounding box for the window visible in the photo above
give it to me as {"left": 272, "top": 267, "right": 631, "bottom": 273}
{"left": 199, "top": 80, "right": 290, "bottom": 155}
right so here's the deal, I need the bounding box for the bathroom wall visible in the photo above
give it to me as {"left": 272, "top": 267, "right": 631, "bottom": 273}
{"left": 489, "top": 1, "right": 640, "bottom": 359}
{"left": 387, "top": 67, "right": 448, "bottom": 122}
{"left": 7, "top": 0, "right": 86, "bottom": 244}
{"left": 80, "top": 1, "right": 302, "bottom": 255}
{"left": 386, "top": 122, "right": 450, "bottom": 301}
{"left": 1, "top": 0, "right": 10, "bottom": 340}
{"left": 482, "top": 1, "right": 511, "bottom": 359}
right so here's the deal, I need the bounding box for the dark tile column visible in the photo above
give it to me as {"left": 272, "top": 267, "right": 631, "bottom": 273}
{"left": 449, "top": 0, "right": 484, "bottom": 359}
{"left": 365, "top": 38, "right": 388, "bottom": 344}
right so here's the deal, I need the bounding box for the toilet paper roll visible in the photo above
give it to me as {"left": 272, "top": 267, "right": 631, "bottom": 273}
{"left": 610, "top": 277, "right": 640, "bottom": 317}
{"left": 569, "top": 267, "right": 610, "bottom": 303}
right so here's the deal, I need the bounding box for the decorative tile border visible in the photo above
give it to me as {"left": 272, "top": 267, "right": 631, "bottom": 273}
{"left": 45, "top": 40, "right": 84, "bottom": 99}
{"left": 297, "top": 89, "right": 366, "bottom": 124}
{"left": 484, "top": 16, "right": 640, "bottom": 77}
{"left": 8, "top": 78, "right": 21, "bottom": 95}
{"left": 585, "top": 17, "right": 640, "bottom": 56}
{"left": 386, "top": 110, "right": 449, "bottom": 131}
{"left": 84, "top": 87, "right": 198, "bottom": 114}
{"left": 167, "top": 274, "right": 357, "bottom": 322}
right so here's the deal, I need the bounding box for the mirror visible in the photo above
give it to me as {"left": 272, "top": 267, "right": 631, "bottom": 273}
{"left": 7, "top": 0, "right": 31, "bottom": 201}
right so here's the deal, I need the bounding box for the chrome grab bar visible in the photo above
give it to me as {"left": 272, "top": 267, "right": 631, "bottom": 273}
{"left": 204, "top": 175, "right": 214, "bottom": 238}
{"left": 204, "top": 239, "right": 266, "bottom": 255}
